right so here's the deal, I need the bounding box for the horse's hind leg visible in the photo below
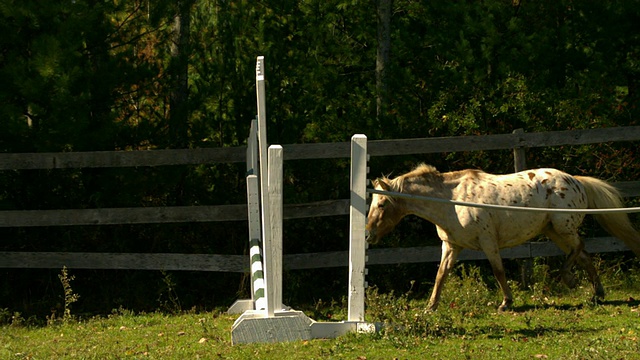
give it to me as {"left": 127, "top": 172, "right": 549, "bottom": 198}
{"left": 544, "top": 227, "right": 604, "bottom": 300}
{"left": 560, "top": 243, "right": 584, "bottom": 289}
{"left": 543, "top": 227, "right": 582, "bottom": 288}
{"left": 576, "top": 250, "right": 605, "bottom": 301}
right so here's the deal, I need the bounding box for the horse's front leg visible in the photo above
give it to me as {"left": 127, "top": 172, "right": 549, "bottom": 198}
{"left": 480, "top": 240, "right": 512, "bottom": 311}
{"left": 427, "top": 241, "right": 461, "bottom": 311}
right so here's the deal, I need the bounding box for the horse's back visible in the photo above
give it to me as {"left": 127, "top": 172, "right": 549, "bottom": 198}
{"left": 449, "top": 167, "right": 587, "bottom": 248}
{"left": 455, "top": 167, "right": 582, "bottom": 205}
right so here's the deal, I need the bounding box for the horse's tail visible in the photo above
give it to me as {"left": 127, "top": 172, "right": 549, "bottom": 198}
{"left": 575, "top": 175, "right": 640, "bottom": 258}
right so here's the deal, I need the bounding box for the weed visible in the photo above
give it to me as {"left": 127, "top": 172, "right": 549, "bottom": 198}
{"left": 307, "top": 297, "right": 348, "bottom": 321}
{"left": 110, "top": 306, "right": 135, "bottom": 317}
{"left": 158, "top": 271, "right": 181, "bottom": 314}
{"left": 56, "top": 266, "right": 79, "bottom": 323}
{"left": 366, "top": 283, "right": 461, "bottom": 341}
{"left": 0, "top": 309, "right": 25, "bottom": 327}
{"left": 0, "top": 308, "right": 9, "bottom": 325}
{"left": 442, "top": 264, "right": 495, "bottom": 314}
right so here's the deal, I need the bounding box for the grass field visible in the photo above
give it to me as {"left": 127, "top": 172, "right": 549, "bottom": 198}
{"left": 2, "top": 259, "right": 640, "bottom": 359}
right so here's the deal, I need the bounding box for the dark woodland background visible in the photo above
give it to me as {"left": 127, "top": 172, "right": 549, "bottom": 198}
{"left": 1, "top": 0, "right": 639, "bottom": 319}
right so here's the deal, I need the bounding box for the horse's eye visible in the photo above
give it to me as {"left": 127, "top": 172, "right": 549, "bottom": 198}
{"left": 378, "top": 202, "right": 385, "bottom": 209}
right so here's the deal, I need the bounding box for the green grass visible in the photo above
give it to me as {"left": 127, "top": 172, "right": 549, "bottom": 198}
{"left": 2, "top": 259, "right": 640, "bottom": 359}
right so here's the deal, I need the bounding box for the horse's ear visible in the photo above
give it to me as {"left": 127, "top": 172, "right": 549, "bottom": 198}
{"left": 377, "top": 179, "right": 391, "bottom": 191}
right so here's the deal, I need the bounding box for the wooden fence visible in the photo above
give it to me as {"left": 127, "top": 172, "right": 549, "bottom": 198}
{"left": 1, "top": 126, "right": 639, "bottom": 272}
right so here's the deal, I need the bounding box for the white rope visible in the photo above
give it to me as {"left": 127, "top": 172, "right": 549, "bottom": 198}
{"left": 367, "top": 188, "right": 640, "bottom": 214}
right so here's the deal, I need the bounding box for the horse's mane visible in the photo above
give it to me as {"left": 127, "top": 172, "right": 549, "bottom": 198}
{"left": 405, "top": 163, "right": 439, "bottom": 178}
{"left": 380, "top": 163, "right": 440, "bottom": 193}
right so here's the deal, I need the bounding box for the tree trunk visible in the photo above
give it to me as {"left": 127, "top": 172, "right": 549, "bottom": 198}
{"left": 376, "top": 0, "right": 392, "bottom": 122}
{"left": 169, "top": 0, "right": 194, "bottom": 148}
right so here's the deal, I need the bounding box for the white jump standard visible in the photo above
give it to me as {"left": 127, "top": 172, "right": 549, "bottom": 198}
{"left": 231, "top": 136, "right": 374, "bottom": 344}
{"left": 230, "top": 56, "right": 375, "bottom": 344}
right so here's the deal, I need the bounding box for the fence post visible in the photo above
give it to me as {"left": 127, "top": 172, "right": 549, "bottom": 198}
{"left": 265, "top": 145, "right": 284, "bottom": 316}
{"left": 348, "top": 134, "right": 368, "bottom": 322}
{"left": 513, "top": 128, "right": 533, "bottom": 287}
{"left": 513, "top": 128, "right": 527, "bottom": 173}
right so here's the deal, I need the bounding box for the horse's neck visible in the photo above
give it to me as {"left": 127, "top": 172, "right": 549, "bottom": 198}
{"left": 401, "top": 176, "right": 458, "bottom": 225}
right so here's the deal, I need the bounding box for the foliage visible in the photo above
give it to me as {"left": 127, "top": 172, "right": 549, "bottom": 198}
{"left": 1, "top": 262, "right": 640, "bottom": 359}
{"left": 56, "top": 267, "right": 80, "bottom": 323}
{"left": 1, "top": 0, "right": 640, "bottom": 317}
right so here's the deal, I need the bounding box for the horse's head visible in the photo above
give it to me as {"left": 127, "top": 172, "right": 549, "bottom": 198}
{"left": 366, "top": 178, "right": 405, "bottom": 244}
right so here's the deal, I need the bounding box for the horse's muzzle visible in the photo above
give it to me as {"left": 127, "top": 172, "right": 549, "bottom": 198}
{"left": 365, "top": 229, "right": 376, "bottom": 244}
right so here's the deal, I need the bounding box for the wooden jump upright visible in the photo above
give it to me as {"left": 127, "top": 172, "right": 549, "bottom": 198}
{"left": 230, "top": 56, "right": 375, "bottom": 344}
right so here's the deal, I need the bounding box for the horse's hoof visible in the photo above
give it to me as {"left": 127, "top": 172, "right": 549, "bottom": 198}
{"left": 498, "top": 299, "right": 513, "bottom": 312}
{"left": 590, "top": 294, "right": 605, "bottom": 305}
{"left": 562, "top": 274, "right": 578, "bottom": 289}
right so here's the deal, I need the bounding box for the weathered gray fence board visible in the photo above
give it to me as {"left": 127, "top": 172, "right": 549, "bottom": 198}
{"left": 0, "top": 199, "right": 351, "bottom": 227}
{"left": 2, "top": 127, "right": 639, "bottom": 168}
{"left": 0, "top": 252, "right": 246, "bottom": 272}
{"left": 368, "top": 133, "right": 518, "bottom": 157}
{"left": 614, "top": 181, "right": 640, "bottom": 197}
{"left": 0, "top": 205, "right": 248, "bottom": 227}
{"left": 283, "top": 199, "right": 350, "bottom": 219}
{"left": 367, "top": 126, "right": 640, "bottom": 157}
{"left": 286, "top": 237, "right": 630, "bottom": 270}
{"left": 1, "top": 126, "right": 639, "bottom": 273}
{"left": 2, "top": 182, "right": 636, "bottom": 227}
{"left": 0, "top": 147, "right": 247, "bottom": 170}
{"left": 517, "top": 127, "right": 640, "bottom": 148}
{"left": 0, "top": 237, "right": 629, "bottom": 271}
{"left": 285, "top": 126, "right": 640, "bottom": 159}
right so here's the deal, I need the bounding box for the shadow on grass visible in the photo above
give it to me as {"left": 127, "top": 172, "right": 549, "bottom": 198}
{"left": 458, "top": 297, "right": 640, "bottom": 340}
{"left": 510, "top": 297, "right": 640, "bottom": 313}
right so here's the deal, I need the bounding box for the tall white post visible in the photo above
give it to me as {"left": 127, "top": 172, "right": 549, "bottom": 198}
{"left": 348, "top": 134, "right": 367, "bottom": 322}
{"left": 265, "top": 145, "right": 284, "bottom": 316}
{"left": 255, "top": 56, "right": 274, "bottom": 316}
{"left": 256, "top": 57, "right": 268, "bottom": 179}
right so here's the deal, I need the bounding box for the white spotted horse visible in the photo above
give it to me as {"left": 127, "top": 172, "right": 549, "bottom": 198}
{"left": 366, "top": 164, "right": 640, "bottom": 311}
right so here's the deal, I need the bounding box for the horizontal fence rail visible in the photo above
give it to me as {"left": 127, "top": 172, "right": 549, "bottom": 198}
{"left": 1, "top": 187, "right": 637, "bottom": 227}
{"left": 0, "top": 200, "right": 351, "bottom": 227}
{"left": 1, "top": 126, "right": 640, "bottom": 272}
{"left": 0, "top": 147, "right": 246, "bottom": 169}
{"left": 285, "top": 236, "right": 630, "bottom": 270}
{"left": 2, "top": 126, "right": 639, "bottom": 169}
{"left": 0, "top": 252, "right": 246, "bottom": 272}
{"left": 0, "top": 236, "right": 627, "bottom": 272}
